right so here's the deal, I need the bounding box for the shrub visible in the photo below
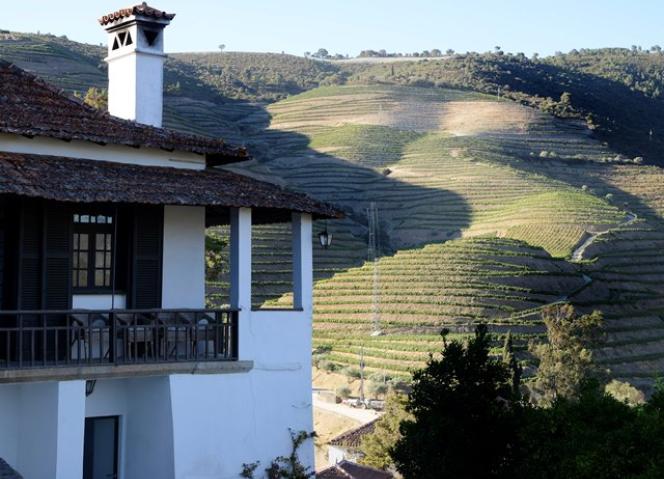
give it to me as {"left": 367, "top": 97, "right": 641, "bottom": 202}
{"left": 336, "top": 387, "right": 352, "bottom": 400}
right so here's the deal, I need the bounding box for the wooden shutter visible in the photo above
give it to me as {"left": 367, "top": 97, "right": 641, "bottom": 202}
{"left": 43, "top": 203, "right": 72, "bottom": 310}
{"left": 18, "top": 200, "right": 42, "bottom": 311}
{"left": 130, "top": 206, "right": 163, "bottom": 309}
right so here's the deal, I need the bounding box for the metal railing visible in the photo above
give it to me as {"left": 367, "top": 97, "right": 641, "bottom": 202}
{"left": 0, "top": 309, "right": 239, "bottom": 370}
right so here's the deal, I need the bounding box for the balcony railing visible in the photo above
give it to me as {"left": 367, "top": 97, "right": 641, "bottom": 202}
{"left": 0, "top": 309, "right": 239, "bottom": 370}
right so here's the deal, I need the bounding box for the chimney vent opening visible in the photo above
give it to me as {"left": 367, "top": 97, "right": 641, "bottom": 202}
{"left": 143, "top": 29, "right": 160, "bottom": 46}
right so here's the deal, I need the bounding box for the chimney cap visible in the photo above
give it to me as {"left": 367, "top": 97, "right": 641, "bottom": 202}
{"left": 99, "top": 2, "right": 175, "bottom": 26}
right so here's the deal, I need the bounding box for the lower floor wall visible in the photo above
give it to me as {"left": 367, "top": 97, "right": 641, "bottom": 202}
{"left": 0, "top": 369, "right": 314, "bottom": 479}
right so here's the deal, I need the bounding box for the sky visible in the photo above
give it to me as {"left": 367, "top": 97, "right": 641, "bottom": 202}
{"left": 2, "top": 1, "right": 664, "bottom": 57}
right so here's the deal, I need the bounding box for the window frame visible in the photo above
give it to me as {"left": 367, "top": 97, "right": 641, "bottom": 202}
{"left": 72, "top": 213, "right": 116, "bottom": 294}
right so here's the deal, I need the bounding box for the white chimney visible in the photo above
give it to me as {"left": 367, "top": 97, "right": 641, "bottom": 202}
{"left": 99, "top": 3, "right": 175, "bottom": 127}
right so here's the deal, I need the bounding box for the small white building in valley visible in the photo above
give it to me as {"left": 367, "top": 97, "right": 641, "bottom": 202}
{"left": 0, "top": 3, "right": 340, "bottom": 478}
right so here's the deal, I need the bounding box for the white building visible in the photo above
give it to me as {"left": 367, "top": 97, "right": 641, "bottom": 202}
{"left": 0, "top": 4, "right": 340, "bottom": 478}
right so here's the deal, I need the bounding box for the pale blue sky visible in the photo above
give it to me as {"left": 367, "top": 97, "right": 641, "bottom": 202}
{"left": 2, "top": 1, "right": 663, "bottom": 56}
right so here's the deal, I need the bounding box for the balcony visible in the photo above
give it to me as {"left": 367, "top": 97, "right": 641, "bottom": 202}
{"left": 0, "top": 309, "right": 249, "bottom": 382}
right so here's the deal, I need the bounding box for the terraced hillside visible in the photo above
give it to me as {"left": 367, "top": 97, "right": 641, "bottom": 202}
{"left": 247, "top": 85, "right": 664, "bottom": 385}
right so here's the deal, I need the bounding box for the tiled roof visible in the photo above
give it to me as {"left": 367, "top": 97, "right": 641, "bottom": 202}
{"left": 0, "top": 459, "right": 21, "bottom": 479}
{"left": 0, "top": 60, "right": 247, "bottom": 160}
{"left": 317, "top": 461, "right": 393, "bottom": 479}
{"left": 329, "top": 420, "right": 378, "bottom": 448}
{"left": 99, "top": 3, "right": 175, "bottom": 26}
{"left": 0, "top": 152, "right": 343, "bottom": 220}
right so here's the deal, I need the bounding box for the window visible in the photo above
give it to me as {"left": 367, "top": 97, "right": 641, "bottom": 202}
{"left": 73, "top": 213, "right": 114, "bottom": 291}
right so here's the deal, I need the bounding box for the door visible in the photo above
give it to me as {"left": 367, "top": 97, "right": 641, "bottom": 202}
{"left": 84, "top": 416, "right": 119, "bottom": 479}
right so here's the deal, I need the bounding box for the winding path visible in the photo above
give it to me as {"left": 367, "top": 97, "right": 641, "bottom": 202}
{"left": 571, "top": 212, "right": 638, "bottom": 262}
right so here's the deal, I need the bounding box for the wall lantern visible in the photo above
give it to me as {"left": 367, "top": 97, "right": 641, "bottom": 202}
{"left": 85, "top": 379, "right": 97, "bottom": 397}
{"left": 318, "top": 223, "right": 333, "bottom": 249}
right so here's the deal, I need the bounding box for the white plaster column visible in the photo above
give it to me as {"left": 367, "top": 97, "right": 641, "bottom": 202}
{"left": 55, "top": 381, "right": 86, "bottom": 479}
{"left": 16, "top": 380, "right": 86, "bottom": 479}
{"left": 230, "top": 207, "right": 252, "bottom": 360}
{"left": 292, "top": 213, "right": 313, "bottom": 312}
{"left": 162, "top": 205, "right": 206, "bottom": 309}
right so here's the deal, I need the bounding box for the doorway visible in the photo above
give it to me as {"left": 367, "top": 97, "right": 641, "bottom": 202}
{"left": 83, "top": 416, "right": 119, "bottom": 479}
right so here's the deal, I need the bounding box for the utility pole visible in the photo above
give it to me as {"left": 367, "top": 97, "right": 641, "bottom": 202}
{"left": 367, "top": 202, "right": 382, "bottom": 336}
{"left": 359, "top": 347, "right": 366, "bottom": 405}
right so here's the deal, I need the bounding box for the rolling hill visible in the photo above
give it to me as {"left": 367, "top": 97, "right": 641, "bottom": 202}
{"left": 2, "top": 32, "right": 664, "bottom": 390}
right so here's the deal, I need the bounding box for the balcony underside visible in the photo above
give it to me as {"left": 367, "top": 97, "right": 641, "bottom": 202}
{"left": 0, "top": 359, "right": 254, "bottom": 383}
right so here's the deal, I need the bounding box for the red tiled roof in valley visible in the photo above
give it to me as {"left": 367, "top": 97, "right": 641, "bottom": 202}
{"left": 99, "top": 3, "right": 175, "bottom": 26}
{"left": 329, "top": 420, "right": 378, "bottom": 448}
{"left": 0, "top": 60, "right": 247, "bottom": 159}
{"left": 317, "top": 461, "right": 393, "bottom": 479}
{"left": 0, "top": 152, "right": 343, "bottom": 221}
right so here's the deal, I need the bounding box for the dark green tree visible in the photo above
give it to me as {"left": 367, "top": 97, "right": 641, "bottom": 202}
{"left": 514, "top": 381, "right": 664, "bottom": 479}
{"left": 391, "top": 325, "right": 521, "bottom": 479}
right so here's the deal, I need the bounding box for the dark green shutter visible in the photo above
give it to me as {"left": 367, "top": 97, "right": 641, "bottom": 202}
{"left": 18, "top": 200, "right": 42, "bottom": 311}
{"left": 131, "top": 206, "right": 163, "bottom": 309}
{"left": 43, "top": 203, "right": 72, "bottom": 310}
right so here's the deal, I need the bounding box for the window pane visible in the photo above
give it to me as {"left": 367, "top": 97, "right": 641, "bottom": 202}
{"left": 105, "top": 271, "right": 111, "bottom": 286}
{"left": 80, "top": 215, "right": 90, "bottom": 224}
{"left": 106, "top": 235, "right": 113, "bottom": 251}
{"left": 95, "top": 252, "right": 105, "bottom": 268}
{"left": 72, "top": 273, "right": 78, "bottom": 288}
{"left": 73, "top": 253, "right": 78, "bottom": 268}
{"left": 96, "top": 234, "right": 105, "bottom": 251}
{"left": 95, "top": 270, "right": 105, "bottom": 287}
{"left": 73, "top": 214, "right": 80, "bottom": 223}
{"left": 105, "top": 252, "right": 112, "bottom": 267}
{"left": 97, "top": 215, "right": 106, "bottom": 224}
{"left": 79, "top": 252, "right": 88, "bottom": 268}
{"left": 79, "top": 271, "right": 88, "bottom": 287}
{"left": 79, "top": 234, "right": 89, "bottom": 251}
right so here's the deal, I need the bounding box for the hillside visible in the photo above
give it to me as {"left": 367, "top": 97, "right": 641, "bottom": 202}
{"left": 233, "top": 84, "right": 662, "bottom": 386}
{"left": 2, "top": 34, "right": 664, "bottom": 389}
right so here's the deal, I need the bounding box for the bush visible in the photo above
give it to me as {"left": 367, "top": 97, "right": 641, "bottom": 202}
{"left": 318, "top": 360, "right": 338, "bottom": 372}
{"left": 336, "top": 387, "right": 352, "bottom": 400}
{"left": 341, "top": 366, "right": 362, "bottom": 379}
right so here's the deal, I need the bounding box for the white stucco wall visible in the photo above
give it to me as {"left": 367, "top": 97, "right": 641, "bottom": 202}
{"left": 0, "top": 381, "right": 86, "bottom": 479}
{"left": 85, "top": 377, "right": 175, "bottom": 479}
{"left": 0, "top": 134, "right": 205, "bottom": 170}
{"left": 169, "top": 309, "right": 314, "bottom": 479}
{"left": 162, "top": 205, "right": 206, "bottom": 309}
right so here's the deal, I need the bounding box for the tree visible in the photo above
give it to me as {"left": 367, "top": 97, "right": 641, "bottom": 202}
{"left": 360, "top": 392, "right": 410, "bottom": 471}
{"left": 446, "top": 49, "right": 455, "bottom": 56}
{"left": 392, "top": 325, "right": 522, "bottom": 479}
{"left": 514, "top": 382, "right": 664, "bottom": 479}
{"left": 218, "top": 44, "right": 226, "bottom": 53}
{"left": 501, "top": 331, "right": 522, "bottom": 397}
{"left": 430, "top": 49, "right": 442, "bottom": 57}
{"left": 529, "top": 304, "right": 604, "bottom": 405}
{"left": 76, "top": 87, "right": 107, "bottom": 111}
{"left": 313, "top": 48, "right": 329, "bottom": 59}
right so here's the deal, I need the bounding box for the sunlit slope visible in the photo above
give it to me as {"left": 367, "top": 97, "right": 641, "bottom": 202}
{"left": 256, "top": 84, "right": 664, "bottom": 383}
{"left": 264, "top": 85, "right": 626, "bottom": 254}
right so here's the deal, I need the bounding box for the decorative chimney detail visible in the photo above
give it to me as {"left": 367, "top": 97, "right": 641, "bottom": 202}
{"left": 100, "top": 3, "right": 175, "bottom": 127}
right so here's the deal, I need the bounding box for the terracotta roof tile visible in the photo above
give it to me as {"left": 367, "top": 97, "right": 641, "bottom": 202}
{"left": 99, "top": 3, "right": 175, "bottom": 26}
{"left": 0, "top": 60, "right": 247, "bottom": 159}
{"left": 0, "top": 152, "right": 343, "bottom": 220}
{"left": 317, "top": 461, "right": 393, "bottom": 479}
{"left": 329, "top": 420, "right": 378, "bottom": 448}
